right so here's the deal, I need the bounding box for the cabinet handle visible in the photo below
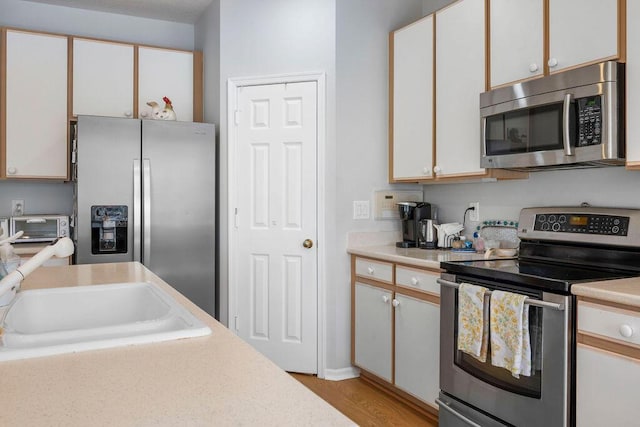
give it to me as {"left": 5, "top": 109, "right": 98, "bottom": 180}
{"left": 382, "top": 295, "right": 390, "bottom": 303}
{"left": 529, "top": 63, "right": 539, "bottom": 73}
{"left": 140, "top": 112, "right": 148, "bottom": 118}
{"left": 367, "top": 267, "right": 375, "bottom": 275}
{"left": 411, "top": 277, "right": 419, "bottom": 285}
{"left": 619, "top": 324, "right": 634, "bottom": 338}
{"left": 7, "top": 167, "right": 17, "bottom": 175}
{"left": 124, "top": 111, "right": 132, "bottom": 118}
{"left": 433, "top": 165, "right": 442, "bottom": 175}
{"left": 392, "top": 299, "right": 400, "bottom": 307}
{"left": 423, "top": 167, "right": 431, "bottom": 176}
{"left": 548, "top": 57, "right": 558, "bottom": 68}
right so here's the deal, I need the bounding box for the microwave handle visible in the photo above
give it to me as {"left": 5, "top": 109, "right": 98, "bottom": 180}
{"left": 563, "top": 93, "right": 574, "bottom": 156}
{"left": 481, "top": 117, "right": 487, "bottom": 157}
{"left": 25, "top": 218, "right": 47, "bottom": 224}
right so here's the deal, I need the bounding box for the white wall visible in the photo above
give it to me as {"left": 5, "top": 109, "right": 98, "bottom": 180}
{"left": 334, "top": 0, "right": 426, "bottom": 370}
{"left": 0, "top": 0, "right": 194, "bottom": 49}
{"left": 423, "top": 168, "right": 640, "bottom": 234}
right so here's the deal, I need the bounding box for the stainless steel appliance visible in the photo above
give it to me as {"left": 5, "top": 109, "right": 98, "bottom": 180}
{"left": 10, "top": 215, "right": 70, "bottom": 243}
{"left": 396, "top": 202, "right": 432, "bottom": 248}
{"left": 481, "top": 61, "right": 625, "bottom": 170}
{"left": 74, "top": 116, "right": 216, "bottom": 316}
{"left": 437, "top": 206, "right": 640, "bottom": 427}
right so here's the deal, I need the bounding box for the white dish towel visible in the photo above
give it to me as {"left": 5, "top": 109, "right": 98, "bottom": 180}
{"left": 489, "top": 290, "right": 532, "bottom": 378}
{"left": 456, "top": 283, "right": 489, "bottom": 362}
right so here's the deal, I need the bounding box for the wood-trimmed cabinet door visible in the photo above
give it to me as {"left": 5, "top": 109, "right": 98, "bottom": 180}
{"left": 138, "top": 46, "right": 194, "bottom": 122}
{"left": 4, "top": 29, "right": 68, "bottom": 179}
{"left": 434, "top": 0, "right": 486, "bottom": 178}
{"left": 354, "top": 282, "right": 393, "bottom": 382}
{"left": 548, "top": 0, "right": 621, "bottom": 73}
{"left": 489, "top": 0, "right": 544, "bottom": 88}
{"left": 394, "top": 292, "right": 440, "bottom": 407}
{"left": 390, "top": 15, "right": 434, "bottom": 182}
{"left": 72, "top": 38, "right": 134, "bottom": 119}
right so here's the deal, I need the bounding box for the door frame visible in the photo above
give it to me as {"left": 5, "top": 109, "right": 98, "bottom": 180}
{"left": 227, "top": 72, "right": 326, "bottom": 377}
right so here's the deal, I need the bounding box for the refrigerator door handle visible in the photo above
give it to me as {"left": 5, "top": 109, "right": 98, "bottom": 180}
{"left": 143, "top": 159, "right": 152, "bottom": 266}
{"left": 133, "top": 159, "right": 141, "bottom": 262}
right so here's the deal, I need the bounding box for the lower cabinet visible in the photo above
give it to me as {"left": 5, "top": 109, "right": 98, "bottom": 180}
{"left": 394, "top": 292, "right": 439, "bottom": 404}
{"left": 352, "top": 256, "right": 440, "bottom": 418}
{"left": 576, "top": 299, "right": 640, "bottom": 426}
{"left": 354, "top": 282, "right": 392, "bottom": 382}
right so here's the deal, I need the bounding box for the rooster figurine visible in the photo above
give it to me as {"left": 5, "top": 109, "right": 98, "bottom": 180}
{"left": 146, "top": 96, "right": 177, "bottom": 121}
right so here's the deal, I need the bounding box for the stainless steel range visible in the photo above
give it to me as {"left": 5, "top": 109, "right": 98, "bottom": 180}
{"left": 437, "top": 207, "right": 640, "bottom": 427}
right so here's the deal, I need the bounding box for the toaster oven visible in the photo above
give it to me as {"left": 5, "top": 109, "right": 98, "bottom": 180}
{"left": 10, "top": 215, "right": 70, "bottom": 243}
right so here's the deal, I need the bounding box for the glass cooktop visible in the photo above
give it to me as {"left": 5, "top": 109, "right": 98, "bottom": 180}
{"left": 440, "top": 258, "right": 634, "bottom": 294}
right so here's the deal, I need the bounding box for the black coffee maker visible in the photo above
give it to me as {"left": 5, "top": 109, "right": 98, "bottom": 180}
{"left": 396, "top": 202, "right": 432, "bottom": 248}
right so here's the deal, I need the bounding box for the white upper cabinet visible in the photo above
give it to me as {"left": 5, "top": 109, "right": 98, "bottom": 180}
{"left": 138, "top": 47, "right": 193, "bottom": 122}
{"left": 490, "top": 0, "right": 544, "bottom": 87}
{"left": 435, "top": 0, "right": 485, "bottom": 177}
{"left": 4, "top": 30, "right": 68, "bottom": 179}
{"left": 390, "top": 15, "right": 434, "bottom": 181}
{"left": 72, "top": 38, "right": 134, "bottom": 118}
{"left": 548, "top": 0, "right": 620, "bottom": 73}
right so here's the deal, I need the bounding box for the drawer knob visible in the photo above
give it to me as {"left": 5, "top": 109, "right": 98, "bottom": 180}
{"left": 367, "top": 267, "right": 375, "bottom": 275}
{"left": 382, "top": 295, "right": 389, "bottom": 303}
{"left": 411, "top": 277, "right": 419, "bottom": 285}
{"left": 619, "top": 324, "right": 634, "bottom": 338}
{"left": 392, "top": 299, "right": 400, "bottom": 308}
{"left": 529, "top": 63, "right": 539, "bottom": 73}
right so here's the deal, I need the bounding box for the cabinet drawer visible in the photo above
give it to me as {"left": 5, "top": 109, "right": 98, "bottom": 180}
{"left": 355, "top": 258, "right": 393, "bottom": 283}
{"left": 396, "top": 266, "right": 439, "bottom": 295}
{"left": 578, "top": 301, "right": 640, "bottom": 346}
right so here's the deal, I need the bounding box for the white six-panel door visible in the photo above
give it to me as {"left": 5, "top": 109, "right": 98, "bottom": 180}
{"left": 234, "top": 81, "right": 318, "bottom": 373}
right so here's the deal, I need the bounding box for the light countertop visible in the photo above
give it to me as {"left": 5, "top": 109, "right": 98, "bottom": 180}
{"left": 347, "top": 244, "right": 489, "bottom": 270}
{"left": 0, "top": 262, "right": 353, "bottom": 426}
{"left": 572, "top": 277, "right": 640, "bottom": 308}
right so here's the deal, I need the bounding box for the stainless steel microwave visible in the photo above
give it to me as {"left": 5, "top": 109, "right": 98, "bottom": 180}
{"left": 480, "top": 61, "right": 625, "bottom": 170}
{"left": 10, "top": 215, "right": 70, "bottom": 243}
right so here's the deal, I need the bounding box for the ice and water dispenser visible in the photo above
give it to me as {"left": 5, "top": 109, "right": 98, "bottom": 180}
{"left": 91, "top": 205, "right": 128, "bottom": 254}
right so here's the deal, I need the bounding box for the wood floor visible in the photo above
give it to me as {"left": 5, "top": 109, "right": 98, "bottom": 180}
{"left": 291, "top": 373, "right": 437, "bottom": 426}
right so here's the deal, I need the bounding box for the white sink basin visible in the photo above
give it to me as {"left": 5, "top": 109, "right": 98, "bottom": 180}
{"left": 0, "top": 282, "right": 211, "bottom": 361}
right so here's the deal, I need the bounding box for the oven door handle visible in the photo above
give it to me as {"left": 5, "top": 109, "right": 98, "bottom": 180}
{"left": 437, "top": 278, "right": 565, "bottom": 311}
{"left": 436, "top": 398, "right": 483, "bottom": 427}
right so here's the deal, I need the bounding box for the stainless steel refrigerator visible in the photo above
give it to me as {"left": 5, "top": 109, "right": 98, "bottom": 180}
{"left": 74, "top": 116, "right": 216, "bottom": 316}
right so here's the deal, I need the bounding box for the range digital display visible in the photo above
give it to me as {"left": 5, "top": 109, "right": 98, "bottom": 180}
{"left": 569, "top": 216, "right": 589, "bottom": 226}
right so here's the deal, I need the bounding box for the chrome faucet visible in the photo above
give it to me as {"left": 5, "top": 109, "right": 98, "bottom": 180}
{"left": 0, "top": 237, "right": 75, "bottom": 306}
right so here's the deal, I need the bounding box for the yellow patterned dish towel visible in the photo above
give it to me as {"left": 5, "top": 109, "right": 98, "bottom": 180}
{"left": 489, "top": 290, "right": 532, "bottom": 378}
{"left": 457, "top": 283, "right": 489, "bottom": 362}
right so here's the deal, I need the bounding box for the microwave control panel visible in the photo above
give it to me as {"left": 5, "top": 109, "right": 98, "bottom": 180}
{"left": 534, "top": 213, "right": 629, "bottom": 236}
{"left": 576, "top": 96, "right": 602, "bottom": 147}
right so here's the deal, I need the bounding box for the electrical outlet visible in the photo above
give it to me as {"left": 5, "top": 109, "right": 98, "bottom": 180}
{"left": 11, "top": 200, "right": 24, "bottom": 216}
{"left": 469, "top": 202, "right": 480, "bottom": 222}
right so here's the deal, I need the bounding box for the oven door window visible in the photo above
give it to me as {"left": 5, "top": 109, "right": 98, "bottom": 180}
{"left": 485, "top": 102, "right": 575, "bottom": 155}
{"left": 454, "top": 298, "right": 543, "bottom": 399}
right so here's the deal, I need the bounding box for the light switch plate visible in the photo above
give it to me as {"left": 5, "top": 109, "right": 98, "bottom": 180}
{"left": 353, "top": 201, "right": 370, "bottom": 220}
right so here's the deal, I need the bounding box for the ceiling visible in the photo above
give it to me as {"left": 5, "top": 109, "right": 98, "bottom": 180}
{"left": 22, "top": 0, "right": 214, "bottom": 24}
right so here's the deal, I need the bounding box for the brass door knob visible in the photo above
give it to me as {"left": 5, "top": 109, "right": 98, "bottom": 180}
{"left": 303, "top": 239, "right": 314, "bottom": 248}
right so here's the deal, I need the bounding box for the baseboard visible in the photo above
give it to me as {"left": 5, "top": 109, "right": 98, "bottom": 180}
{"left": 321, "top": 366, "right": 361, "bottom": 381}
